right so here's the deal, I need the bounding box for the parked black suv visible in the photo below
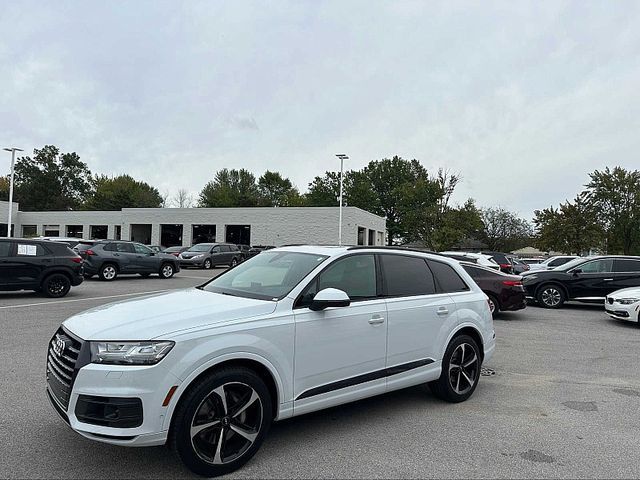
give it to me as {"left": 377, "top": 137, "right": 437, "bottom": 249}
{"left": 522, "top": 255, "right": 640, "bottom": 308}
{"left": 0, "top": 238, "right": 84, "bottom": 297}
{"left": 82, "top": 240, "right": 180, "bottom": 281}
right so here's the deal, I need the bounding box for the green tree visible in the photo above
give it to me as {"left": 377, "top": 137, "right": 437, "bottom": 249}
{"left": 429, "top": 199, "right": 484, "bottom": 251}
{"left": 13, "top": 145, "right": 93, "bottom": 211}
{"left": 0, "top": 175, "right": 9, "bottom": 201}
{"left": 84, "top": 175, "right": 164, "bottom": 210}
{"left": 305, "top": 172, "right": 341, "bottom": 206}
{"left": 257, "top": 171, "right": 301, "bottom": 207}
{"left": 480, "top": 207, "right": 532, "bottom": 252}
{"left": 584, "top": 166, "right": 640, "bottom": 254}
{"left": 198, "top": 169, "right": 260, "bottom": 207}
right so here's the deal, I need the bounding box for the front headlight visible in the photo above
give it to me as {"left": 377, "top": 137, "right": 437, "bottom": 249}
{"left": 89, "top": 341, "right": 174, "bottom": 365}
{"left": 618, "top": 298, "right": 640, "bottom": 305}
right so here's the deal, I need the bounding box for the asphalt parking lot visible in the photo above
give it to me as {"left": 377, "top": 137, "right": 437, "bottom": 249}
{"left": 1, "top": 272, "right": 639, "bottom": 479}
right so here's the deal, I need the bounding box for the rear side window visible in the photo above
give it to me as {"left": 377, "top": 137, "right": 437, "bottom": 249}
{"left": 462, "top": 265, "right": 484, "bottom": 279}
{"left": 16, "top": 243, "right": 47, "bottom": 256}
{"left": 614, "top": 259, "right": 640, "bottom": 272}
{"left": 103, "top": 243, "right": 117, "bottom": 252}
{"left": 380, "top": 254, "right": 435, "bottom": 296}
{"left": 0, "top": 242, "right": 12, "bottom": 257}
{"left": 220, "top": 245, "right": 231, "bottom": 252}
{"left": 549, "top": 257, "right": 572, "bottom": 267}
{"left": 427, "top": 260, "right": 469, "bottom": 293}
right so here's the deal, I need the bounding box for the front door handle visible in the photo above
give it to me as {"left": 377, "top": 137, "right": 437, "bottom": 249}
{"left": 368, "top": 315, "right": 385, "bottom": 325}
{"left": 603, "top": 278, "right": 613, "bottom": 281}
{"left": 437, "top": 307, "right": 449, "bottom": 316}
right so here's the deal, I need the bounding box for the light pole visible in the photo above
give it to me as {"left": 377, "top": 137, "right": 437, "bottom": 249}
{"left": 3, "top": 147, "right": 23, "bottom": 238}
{"left": 335, "top": 154, "right": 348, "bottom": 245}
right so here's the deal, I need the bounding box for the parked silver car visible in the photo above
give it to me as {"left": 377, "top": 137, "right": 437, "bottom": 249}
{"left": 178, "top": 243, "right": 242, "bottom": 269}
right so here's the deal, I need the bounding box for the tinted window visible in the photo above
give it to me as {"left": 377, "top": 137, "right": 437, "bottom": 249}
{"left": 220, "top": 245, "right": 231, "bottom": 252}
{"left": 103, "top": 243, "right": 117, "bottom": 252}
{"left": 134, "top": 243, "right": 153, "bottom": 254}
{"left": 462, "top": 264, "right": 487, "bottom": 279}
{"left": 0, "top": 242, "right": 11, "bottom": 257}
{"left": 212, "top": 246, "right": 221, "bottom": 253}
{"left": 614, "top": 259, "right": 640, "bottom": 272}
{"left": 16, "top": 243, "right": 47, "bottom": 256}
{"left": 428, "top": 260, "right": 469, "bottom": 293}
{"left": 549, "top": 257, "right": 573, "bottom": 267}
{"left": 578, "top": 259, "right": 613, "bottom": 273}
{"left": 381, "top": 254, "right": 435, "bottom": 296}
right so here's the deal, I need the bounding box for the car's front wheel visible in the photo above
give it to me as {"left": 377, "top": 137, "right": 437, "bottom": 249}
{"left": 536, "top": 284, "right": 565, "bottom": 309}
{"left": 160, "top": 263, "right": 175, "bottom": 279}
{"left": 203, "top": 259, "right": 212, "bottom": 270}
{"left": 171, "top": 367, "right": 272, "bottom": 477}
{"left": 429, "top": 334, "right": 481, "bottom": 403}
{"left": 42, "top": 273, "right": 71, "bottom": 298}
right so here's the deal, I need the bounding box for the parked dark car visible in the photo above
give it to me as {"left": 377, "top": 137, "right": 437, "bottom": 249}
{"left": 508, "top": 256, "right": 530, "bottom": 274}
{"left": 481, "top": 251, "right": 514, "bottom": 274}
{"left": 163, "top": 246, "right": 189, "bottom": 257}
{"left": 0, "top": 238, "right": 84, "bottom": 297}
{"left": 236, "top": 244, "right": 251, "bottom": 261}
{"left": 461, "top": 262, "right": 526, "bottom": 317}
{"left": 82, "top": 240, "right": 180, "bottom": 281}
{"left": 246, "top": 245, "right": 276, "bottom": 259}
{"left": 522, "top": 255, "right": 640, "bottom": 308}
{"left": 146, "top": 245, "right": 166, "bottom": 253}
{"left": 178, "top": 243, "right": 242, "bottom": 269}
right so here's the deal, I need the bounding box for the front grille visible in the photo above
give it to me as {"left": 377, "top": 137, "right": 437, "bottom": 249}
{"left": 46, "top": 327, "right": 83, "bottom": 411}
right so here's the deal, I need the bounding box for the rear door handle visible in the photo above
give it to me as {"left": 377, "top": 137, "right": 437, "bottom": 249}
{"left": 368, "top": 315, "right": 385, "bottom": 325}
{"left": 437, "top": 307, "right": 449, "bottom": 316}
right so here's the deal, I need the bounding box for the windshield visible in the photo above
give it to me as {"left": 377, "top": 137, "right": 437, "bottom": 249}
{"left": 555, "top": 257, "right": 589, "bottom": 271}
{"left": 188, "top": 244, "right": 213, "bottom": 252}
{"left": 202, "top": 251, "right": 328, "bottom": 301}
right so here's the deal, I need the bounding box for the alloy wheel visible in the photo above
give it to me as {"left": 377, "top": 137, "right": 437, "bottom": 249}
{"left": 488, "top": 297, "right": 496, "bottom": 314}
{"left": 47, "top": 277, "right": 67, "bottom": 296}
{"left": 162, "top": 264, "right": 174, "bottom": 278}
{"left": 204, "top": 259, "right": 212, "bottom": 269}
{"left": 102, "top": 265, "right": 116, "bottom": 280}
{"left": 541, "top": 287, "right": 561, "bottom": 307}
{"left": 191, "top": 382, "right": 263, "bottom": 465}
{"left": 448, "top": 343, "right": 479, "bottom": 395}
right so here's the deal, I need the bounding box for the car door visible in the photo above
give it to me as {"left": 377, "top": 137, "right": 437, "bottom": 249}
{"left": 210, "top": 245, "right": 224, "bottom": 266}
{"left": 611, "top": 259, "right": 640, "bottom": 290}
{"left": 0, "top": 241, "right": 15, "bottom": 285}
{"left": 567, "top": 258, "right": 614, "bottom": 298}
{"left": 379, "top": 254, "right": 455, "bottom": 392}
{"left": 293, "top": 254, "right": 387, "bottom": 415}
{"left": 133, "top": 243, "right": 159, "bottom": 273}
{"left": 115, "top": 242, "right": 138, "bottom": 273}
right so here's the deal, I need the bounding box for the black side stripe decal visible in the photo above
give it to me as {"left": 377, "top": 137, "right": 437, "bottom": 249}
{"left": 296, "top": 358, "right": 434, "bottom": 401}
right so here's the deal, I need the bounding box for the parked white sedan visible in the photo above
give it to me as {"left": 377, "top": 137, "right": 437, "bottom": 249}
{"left": 46, "top": 245, "right": 495, "bottom": 477}
{"left": 605, "top": 287, "right": 640, "bottom": 324}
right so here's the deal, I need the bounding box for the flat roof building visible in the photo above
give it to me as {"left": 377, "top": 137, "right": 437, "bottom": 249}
{"left": 0, "top": 201, "right": 386, "bottom": 247}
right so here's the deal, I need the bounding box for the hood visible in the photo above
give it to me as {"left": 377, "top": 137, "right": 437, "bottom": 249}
{"left": 63, "top": 288, "right": 277, "bottom": 340}
{"left": 608, "top": 287, "right": 640, "bottom": 298}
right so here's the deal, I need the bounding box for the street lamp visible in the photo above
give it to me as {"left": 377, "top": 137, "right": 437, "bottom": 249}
{"left": 335, "top": 154, "right": 349, "bottom": 245}
{"left": 3, "top": 147, "right": 23, "bottom": 238}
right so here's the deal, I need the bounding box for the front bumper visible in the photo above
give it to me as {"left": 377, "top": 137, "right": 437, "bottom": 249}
{"left": 179, "top": 257, "right": 206, "bottom": 268}
{"left": 605, "top": 304, "right": 639, "bottom": 323}
{"left": 47, "top": 360, "right": 183, "bottom": 447}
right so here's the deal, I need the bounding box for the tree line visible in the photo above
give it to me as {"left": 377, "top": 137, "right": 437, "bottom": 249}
{"left": 534, "top": 167, "right": 640, "bottom": 255}
{"left": 0, "top": 145, "right": 534, "bottom": 250}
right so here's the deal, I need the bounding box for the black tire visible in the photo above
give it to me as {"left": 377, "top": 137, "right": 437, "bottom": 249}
{"left": 230, "top": 257, "right": 238, "bottom": 268}
{"left": 99, "top": 263, "right": 118, "bottom": 281}
{"left": 486, "top": 293, "right": 500, "bottom": 318}
{"left": 203, "top": 258, "right": 212, "bottom": 270}
{"left": 160, "top": 263, "right": 175, "bottom": 279}
{"left": 429, "top": 334, "right": 481, "bottom": 403}
{"left": 536, "top": 284, "right": 565, "bottom": 309}
{"left": 42, "top": 273, "right": 71, "bottom": 298}
{"left": 170, "top": 367, "right": 273, "bottom": 477}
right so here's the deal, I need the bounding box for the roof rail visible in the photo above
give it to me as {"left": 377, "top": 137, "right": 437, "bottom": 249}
{"left": 346, "top": 245, "right": 442, "bottom": 256}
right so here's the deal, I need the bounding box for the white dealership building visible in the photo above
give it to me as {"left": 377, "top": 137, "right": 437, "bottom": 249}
{"left": 0, "top": 200, "right": 386, "bottom": 247}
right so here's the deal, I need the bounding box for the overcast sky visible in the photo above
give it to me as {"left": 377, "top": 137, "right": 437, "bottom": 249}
{"left": 1, "top": 0, "right": 639, "bottom": 219}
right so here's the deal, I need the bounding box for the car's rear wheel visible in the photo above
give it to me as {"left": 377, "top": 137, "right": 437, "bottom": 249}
{"left": 536, "top": 284, "right": 565, "bottom": 308}
{"left": 160, "top": 263, "right": 175, "bottom": 279}
{"left": 42, "top": 273, "right": 71, "bottom": 298}
{"left": 429, "top": 334, "right": 481, "bottom": 403}
{"left": 171, "top": 367, "right": 272, "bottom": 477}
{"left": 486, "top": 294, "right": 499, "bottom": 318}
{"left": 203, "top": 259, "right": 212, "bottom": 270}
{"left": 99, "top": 263, "right": 118, "bottom": 281}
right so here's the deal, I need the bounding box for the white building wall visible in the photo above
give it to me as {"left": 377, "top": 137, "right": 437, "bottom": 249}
{"left": 0, "top": 201, "right": 20, "bottom": 235}
{"left": 10, "top": 206, "right": 386, "bottom": 246}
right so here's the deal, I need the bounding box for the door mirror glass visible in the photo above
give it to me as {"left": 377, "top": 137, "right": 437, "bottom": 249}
{"left": 571, "top": 268, "right": 582, "bottom": 275}
{"left": 310, "top": 288, "right": 351, "bottom": 311}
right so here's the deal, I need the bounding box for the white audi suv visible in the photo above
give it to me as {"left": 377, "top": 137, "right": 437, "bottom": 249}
{"left": 46, "top": 246, "right": 495, "bottom": 476}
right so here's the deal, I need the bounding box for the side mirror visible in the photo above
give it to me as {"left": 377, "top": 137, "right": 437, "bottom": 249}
{"left": 571, "top": 268, "right": 582, "bottom": 275}
{"left": 310, "top": 288, "right": 351, "bottom": 311}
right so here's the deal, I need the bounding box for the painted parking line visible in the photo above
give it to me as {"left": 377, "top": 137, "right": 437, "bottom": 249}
{"left": 0, "top": 289, "right": 170, "bottom": 310}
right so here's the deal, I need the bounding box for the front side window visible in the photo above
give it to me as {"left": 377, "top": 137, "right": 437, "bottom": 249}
{"left": 578, "top": 259, "right": 613, "bottom": 273}
{"left": 220, "top": 245, "right": 231, "bottom": 252}
{"left": 427, "top": 260, "right": 469, "bottom": 293}
{"left": 134, "top": 243, "right": 153, "bottom": 255}
{"left": 203, "top": 251, "right": 328, "bottom": 301}
{"left": 380, "top": 254, "right": 435, "bottom": 296}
